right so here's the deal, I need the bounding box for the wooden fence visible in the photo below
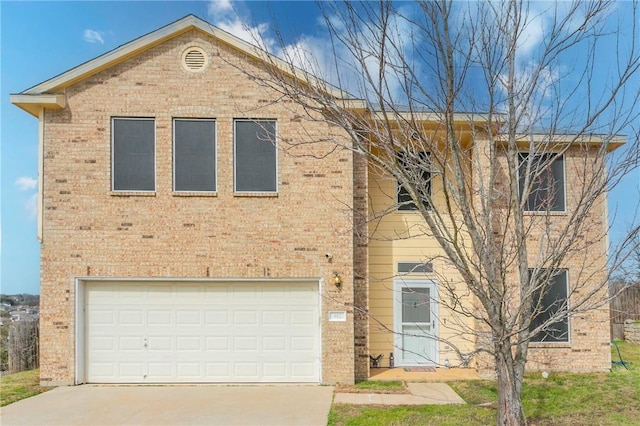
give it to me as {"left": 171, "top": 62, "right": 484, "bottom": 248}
{"left": 610, "top": 282, "right": 640, "bottom": 340}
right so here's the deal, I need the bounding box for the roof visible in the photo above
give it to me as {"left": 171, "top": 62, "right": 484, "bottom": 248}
{"left": 10, "top": 14, "right": 364, "bottom": 117}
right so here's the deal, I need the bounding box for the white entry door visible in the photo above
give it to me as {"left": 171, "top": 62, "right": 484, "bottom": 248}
{"left": 393, "top": 279, "right": 438, "bottom": 365}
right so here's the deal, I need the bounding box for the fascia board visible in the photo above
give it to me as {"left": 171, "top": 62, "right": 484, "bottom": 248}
{"left": 10, "top": 94, "right": 66, "bottom": 117}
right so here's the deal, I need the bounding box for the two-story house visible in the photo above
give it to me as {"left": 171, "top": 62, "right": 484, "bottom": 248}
{"left": 11, "top": 15, "right": 612, "bottom": 386}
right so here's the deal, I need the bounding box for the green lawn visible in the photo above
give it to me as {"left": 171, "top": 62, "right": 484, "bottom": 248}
{"left": 0, "top": 369, "right": 49, "bottom": 407}
{"left": 329, "top": 341, "right": 640, "bottom": 426}
{"left": 2, "top": 343, "right": 639, "bottom": 424}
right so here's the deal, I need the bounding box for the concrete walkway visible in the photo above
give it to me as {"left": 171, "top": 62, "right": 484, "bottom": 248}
{"left": 334, "top": 382, "right": 466, "bottom": 405}
{"left": 0, "top": 385, "right": 334, "bottom": 426}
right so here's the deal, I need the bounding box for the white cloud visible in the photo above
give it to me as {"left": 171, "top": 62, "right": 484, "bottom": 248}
{"left": 25, "top": 193, "right": 37, "bottom": 220}
{"left": 208, "top": 0, "right": 233, "bottom": 17}
{"left": 217, "top": 19, "right": 272, "bottom": 49}
{"left": 83, "top": 29, "right": 104, "bottom": 44}
{"left": 14, "top": 177, "right": 37, "bottom": 220}
{"left": 207, "top": 1, "right": 276, "bottom": 54}
{"left": 15, "top": 176, "right": 37, "bottom": 191}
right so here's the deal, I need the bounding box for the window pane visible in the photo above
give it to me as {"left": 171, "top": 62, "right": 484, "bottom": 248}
{"left": 113, "top": 118, "right": 155, "bottom": 191}
{"left": 397, "top": 152, "right": 431, "bottom": 211}
{"left": 174, "top": 119, "right": 216, "bottom": 192}
{"left": 235, "top": 120, "right": 277, "bottom": 192}
{"left": 530, "top": 270, "right": 569, "bottom": 342}
{"left": 519, "top": 153, "right": 565, "bottom": 212}
{"left": 402, "top": 288, "right": 431, "bottom": 323}
{"left": 398, "top": 262, "right": 433, "bottom": 274}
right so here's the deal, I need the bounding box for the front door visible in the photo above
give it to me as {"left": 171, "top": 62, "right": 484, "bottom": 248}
{"left": 393, "top": 279, "right": 438, "bottom": 366}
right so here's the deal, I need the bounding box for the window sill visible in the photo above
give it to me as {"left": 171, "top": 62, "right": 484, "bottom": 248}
{"left": 396, "top": 209, "right": 432, "bottom": 213}
{"left": 234, "top": 192, "right": 278, "bottom": 197}
{"left": 523, "top": 210, "right": 568, "bottom": 216}
{"left": 173, "top": 192, "right": 217, "bottom": 197}
{"left": 111, "top": 191, "right": 156, "bottom": 197}
{"left": 529, "top": 342, "right": 571, "bottom": 349}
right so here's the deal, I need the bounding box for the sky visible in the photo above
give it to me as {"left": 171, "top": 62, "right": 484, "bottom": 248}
{"left": 1, "top": 1, "right": 639, "bottom": 295}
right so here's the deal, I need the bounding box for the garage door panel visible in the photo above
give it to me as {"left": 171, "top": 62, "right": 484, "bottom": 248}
{"left": 148, "top": 336, "right": 172, "bottom": 351}
{"left": 263, "top": 336, "right": 286, "bottom": 351}
{"left": 234, "top": 363, "right": 259, "bottom": 379}
{"left": 176, "top": 311, "right": 202, "bottom": 325}
{"left": 290, "top": 311, "right": 315, "bottom": 325}
{"left": 262, "top": 311, "right": 286, "bottom": 325}
{"left": 205, "top": 336, "right": 230, "bottom": 351}
{"left": 119, "top": 310, "right": 144, "bottom": 326}
{"left": 148, "top": 362, "right": 173, "bottom": 378}
{"left": 119, "top": 362, "right": 144, "bottom": 377}
{"left": 148, "top": 310, "right": 172, "bottom": 325}
{"left": 85, "top": 280, "right": 320, "bottom": 383}
{"left": 88, "top": 310, "right": 115, "bottom": 325}
{"left": 118, "top": 336, "right": 145, "bottom": 351}
{"left": 205, "top": 310, "right": 229, "bottom": 325}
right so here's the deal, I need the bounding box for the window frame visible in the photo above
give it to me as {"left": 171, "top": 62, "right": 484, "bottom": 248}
{"left": 172, "top": 118, "right": 217, "bottom": 194}
{"left": 518, "top": 152, "right": 566, "bottom": 213}
{"left": 397, "top": 261, "right": 434, "bottom": 275}
{"left": 529, "top": 269, "right": 570, "bottom": 343}
{"left": 396, "top": 151, "right": 432, "bottom": 211}
{"left": 233, "top": 119, "right": 278, "bottom": 194}
{"left": 111, "top": 117, "right": 156, "bottom": 193}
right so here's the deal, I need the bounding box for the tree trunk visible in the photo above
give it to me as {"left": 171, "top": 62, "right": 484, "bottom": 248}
{"left": 495, "top": 345, "right": 527, "bottom": 426}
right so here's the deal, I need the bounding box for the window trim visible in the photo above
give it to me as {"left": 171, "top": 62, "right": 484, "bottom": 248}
{"left": 396, "top": 151, "right": 432, "bottom": 212}
{"left": 172, "top": 118, "right": 217, "bottom": 194}
{"left": 233, "top": 119, "right": 278, "bottom": 194}
{"left": 529, "top": 269, "right": 570, "bottom": 344}
{"left": 519, "top": 152, "right": 567, "bottom": 213}
{"left": 397, "top": 261, "right": 434, "bottom": 275}
{"left": 111, "top": 117, "right": 156, "bottom": 193}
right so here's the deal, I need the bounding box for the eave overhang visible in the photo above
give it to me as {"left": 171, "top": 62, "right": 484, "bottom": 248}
{"left": 10, "top": 94, "right": 66, "bottom": 117}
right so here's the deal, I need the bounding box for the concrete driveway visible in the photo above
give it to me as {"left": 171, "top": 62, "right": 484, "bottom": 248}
{"left": 0, "top": 384, "right": 334, "bottom": 426}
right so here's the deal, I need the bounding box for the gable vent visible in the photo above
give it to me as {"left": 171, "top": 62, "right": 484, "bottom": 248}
{"left": 182, "top": 47, "right": 207, "bottom": 72}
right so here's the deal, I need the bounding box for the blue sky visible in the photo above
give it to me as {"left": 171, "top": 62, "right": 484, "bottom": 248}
{"left": 1, "top": 1, "right": 639, "bottom": 294}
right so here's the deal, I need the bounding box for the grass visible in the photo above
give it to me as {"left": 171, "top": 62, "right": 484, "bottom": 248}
{"left": 329, "top": 341, "right": 640, "bottom": 426}
{"left": 335, "top": 380, "right": 408, "bottom": 394}
{"left": 0, "top": 369, "right": 49, "bottom": 407}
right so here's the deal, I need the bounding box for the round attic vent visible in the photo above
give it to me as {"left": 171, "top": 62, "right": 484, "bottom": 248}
{"left": 182, "top": 47, "right": 207, "bottom": 72}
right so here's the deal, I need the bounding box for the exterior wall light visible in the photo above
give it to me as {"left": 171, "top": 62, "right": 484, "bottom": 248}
{"left": 333, "top": 272, "right": 342, "bottom": 288}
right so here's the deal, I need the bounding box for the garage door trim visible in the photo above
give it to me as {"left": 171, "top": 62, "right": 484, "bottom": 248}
{"left": 75, "top": 277, "right": 322, "bottom": 384}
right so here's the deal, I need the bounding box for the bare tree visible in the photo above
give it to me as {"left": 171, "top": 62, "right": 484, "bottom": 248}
{"left": 8, "top": 320, "right": 39, "bottom": 373}
{"left": 221, "top": 1, "right": 640, "bottom": 424}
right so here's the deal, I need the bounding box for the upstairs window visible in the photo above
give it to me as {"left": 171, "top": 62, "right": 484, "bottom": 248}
{"left": 234, "top": 120, "right": 277, "bottom": 193}
{"left": 397, "top": 151, "right": 431, "bottom": 211}
{"left": 112, "top": 118, "right": 155, "bottom": 191}
{"left": 529, "top": 269, "right": 569, "bottom": 343}
{"left": 173, "top": 119, "right": 216, "bottom": 192}
{"left": 519, "top": 153, "right": 565, "bottom": 212}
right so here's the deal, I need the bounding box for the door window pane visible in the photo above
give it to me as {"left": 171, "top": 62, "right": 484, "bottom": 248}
{"left": 402, "top": 287, "right": 430, "bottom": 323}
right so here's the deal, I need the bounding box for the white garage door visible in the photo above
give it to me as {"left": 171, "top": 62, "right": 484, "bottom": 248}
{"left": 84, "top": 280, "right": 320, "bottom": 383}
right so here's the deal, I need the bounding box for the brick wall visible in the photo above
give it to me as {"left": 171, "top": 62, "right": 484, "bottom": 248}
{"left": 473, "top": 141, "right": 612, "bottom": 376}
{"left": 352, "top": 150, "right": 369, "bottom": 381}
{"left": 39, "top": 30, "right": 356, "bottom": 385}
